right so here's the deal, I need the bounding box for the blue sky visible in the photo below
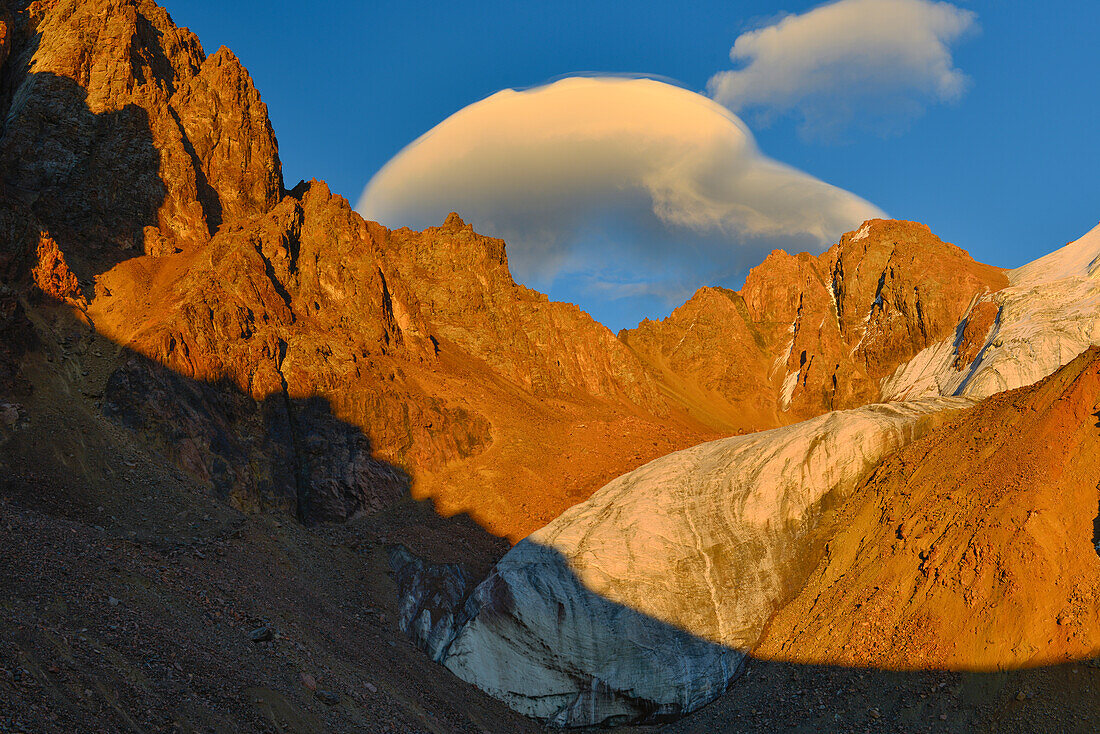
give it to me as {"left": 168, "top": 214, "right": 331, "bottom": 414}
{"left": 171, "top": 1, "right": 1100, "bottom": 331}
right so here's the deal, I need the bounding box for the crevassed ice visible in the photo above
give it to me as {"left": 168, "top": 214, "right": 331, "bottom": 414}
{"left": 883, "top": 222, "right": 1100, "bottom": 401}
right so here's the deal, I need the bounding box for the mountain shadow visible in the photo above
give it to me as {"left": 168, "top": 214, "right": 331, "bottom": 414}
{"left": 0, "top": 270, "right": 539, "bottom": 732}
{"left": 0, "top": 73, "right": 177, "bottom": 290}
{"left": 389, "top": 539, "right": 1100, "bottom": 732}
{"left": 0, "top": 58, "right": 543, "bottom": 733}
{"left": 388, "top": 348, "right": 1100, "bottom": 729}
{"left": 101, "top": 352, "right": 408, "bottom": 525}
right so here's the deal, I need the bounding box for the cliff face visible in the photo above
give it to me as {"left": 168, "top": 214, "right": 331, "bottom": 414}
{"left": 884, "top": 222, "right": 1100, "bottom": 402}
{"left": 0, "top": 0, "right": 246, "bottom": 266}
{"left": 383, "top": 215, "right": 664, "bottom": 409}
{"left": 622, "top": 219, "right": 1009, "bottom": 431}
{"left": 0, "top": 0, "right": 715, "bottom": 537}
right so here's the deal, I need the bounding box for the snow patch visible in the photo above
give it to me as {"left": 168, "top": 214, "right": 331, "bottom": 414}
{"left": 780, "top": 370, "right": 800, "bottom": 410}
{"left": 1010, "top": 222, "right": 1100, "bottom": 287}
{"left": 671, "top": 320, "right": 697, "bottom": 354}
{"left": 771, "top": 320, "right": 797, "bottom": 376}
{"left": 825, "top": 279, "right": 841, "bottom": 330}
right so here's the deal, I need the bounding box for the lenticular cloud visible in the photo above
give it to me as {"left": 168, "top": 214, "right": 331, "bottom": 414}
{"left": 358, "top": 77, "right": 883, "bottom": 305}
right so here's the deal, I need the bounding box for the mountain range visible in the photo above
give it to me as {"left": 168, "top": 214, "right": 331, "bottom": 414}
{"left": 2, "top": 1, "right": 1098, "bottom": 732}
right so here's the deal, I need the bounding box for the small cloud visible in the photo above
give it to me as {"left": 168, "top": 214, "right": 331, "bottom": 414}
{"left": 358, "top": 77, "right": 883, "bottom": 325}
{"left": 707, "top": 0, "right": 977, "bottom": 137}
{"left": 581, "top": 272, "right": 695, "bottom": 306}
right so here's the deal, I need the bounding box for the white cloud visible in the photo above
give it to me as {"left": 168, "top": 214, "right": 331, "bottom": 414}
{"left": 708, "top": 0, "right": 976, "bottom": 135}
{"left": 358, "top": 77, "right": 883, "bottom": 319}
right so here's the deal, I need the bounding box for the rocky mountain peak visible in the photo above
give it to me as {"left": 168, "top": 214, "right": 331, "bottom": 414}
{"left": 0, "top": 0, "right": 1015, "bottom": 537}
{"left": 0, "top": 0, "right": 282, "bottom": 281}
{"left": 621, "top": 218, "right": 1007, "bottom": 432}
{"left": 0, "top": 0, "right": 713, "bottom": 540}
{"left": 170, "top": 43, "right": 283, "bottom": 226}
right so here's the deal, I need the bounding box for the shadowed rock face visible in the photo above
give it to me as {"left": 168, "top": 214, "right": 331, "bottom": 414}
{"left": 102, "top": 357, "right": 409, "bottom": 521}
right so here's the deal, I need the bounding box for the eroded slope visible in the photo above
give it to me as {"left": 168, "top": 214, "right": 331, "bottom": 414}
{"left": 757, "top": 347, "right": 1100, "bottom": 669}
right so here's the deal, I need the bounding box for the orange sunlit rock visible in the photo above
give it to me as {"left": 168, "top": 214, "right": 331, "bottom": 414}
{"left": 756, "top": 347, "right": 1100, "bottom": 670}
{"left": 32, "top": 232, "right": 82, "bottom": 303}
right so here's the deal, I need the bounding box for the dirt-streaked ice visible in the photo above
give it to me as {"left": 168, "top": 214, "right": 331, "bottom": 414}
{"left": 439, "top": 397, "right": 969, "bottom": 725}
